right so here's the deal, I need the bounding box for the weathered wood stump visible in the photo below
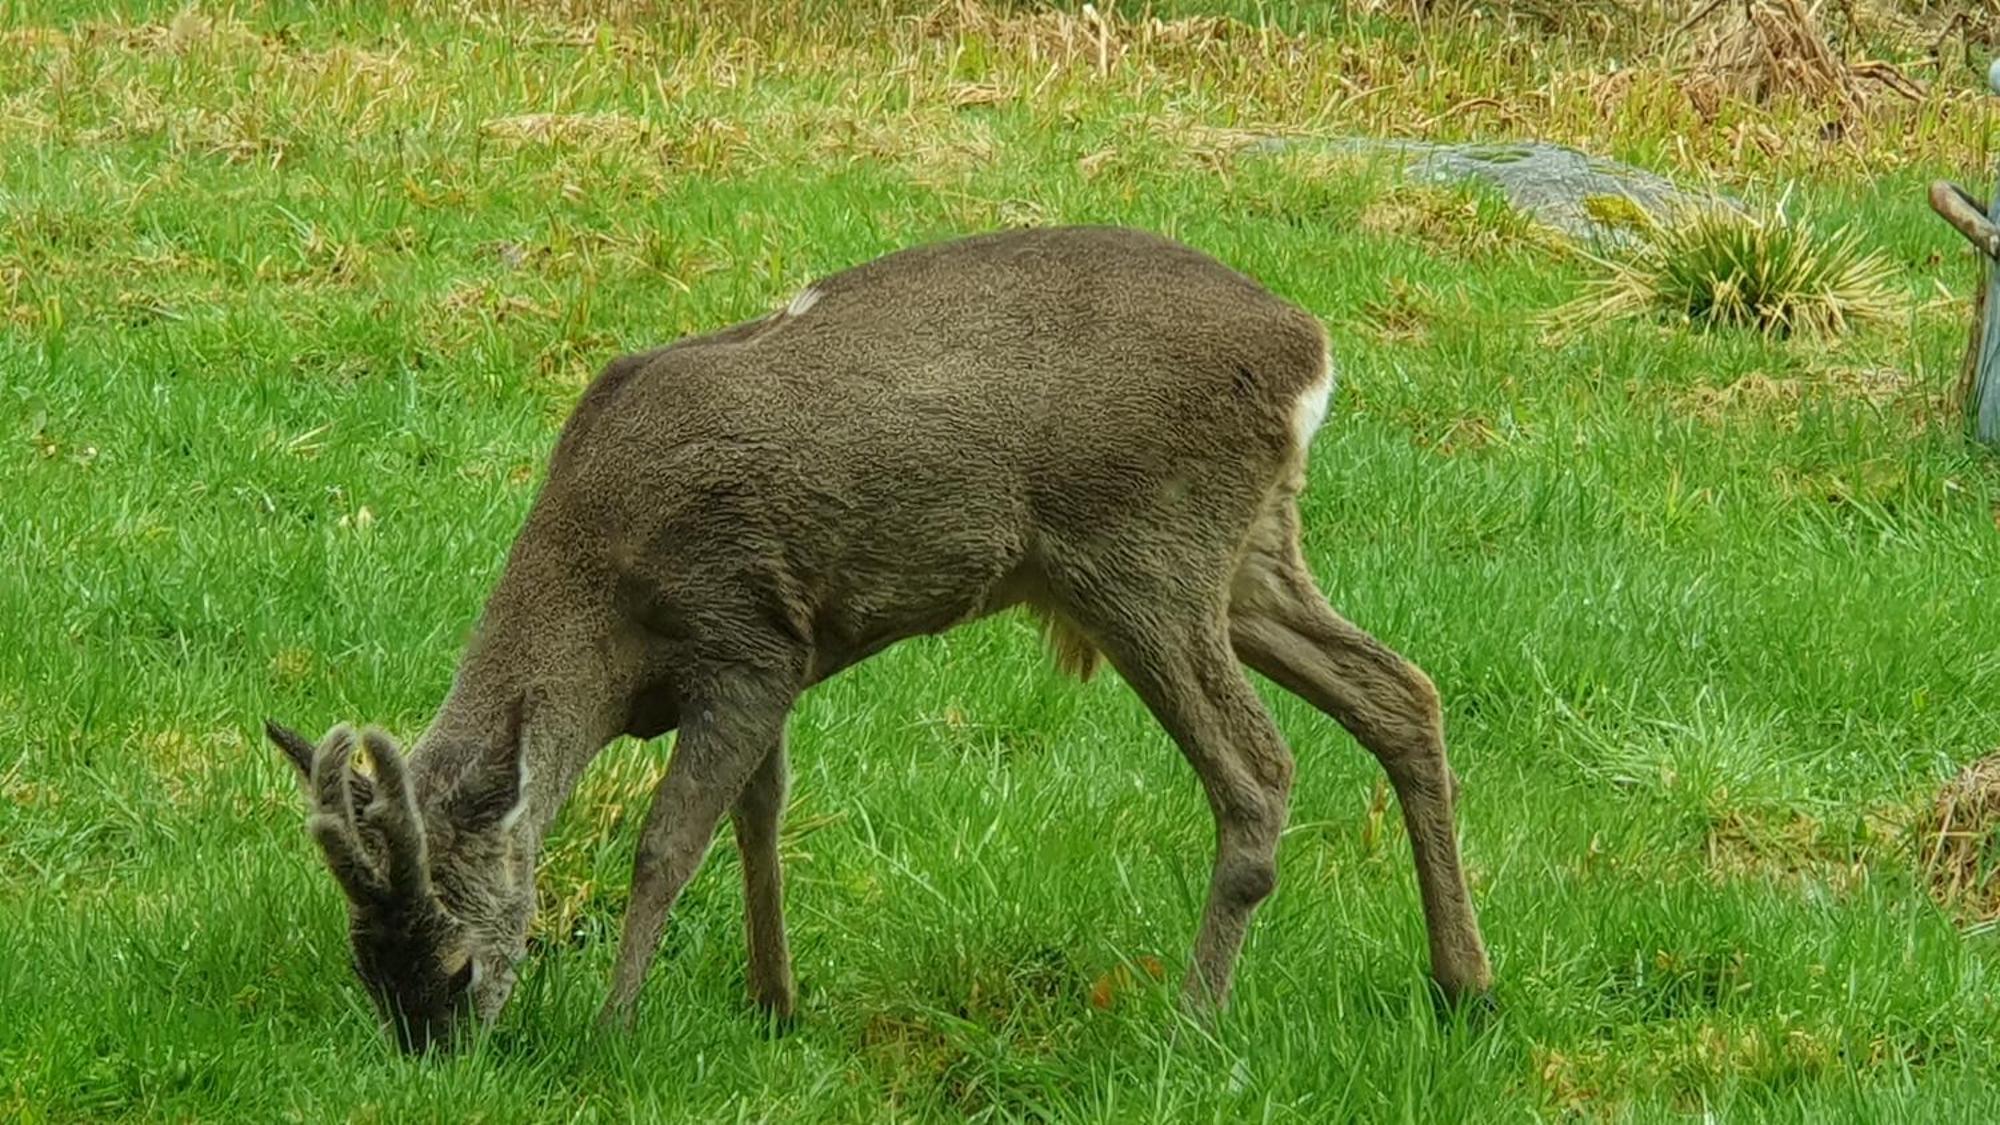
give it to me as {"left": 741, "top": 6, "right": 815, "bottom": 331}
{"left": 1924, "top": 59, "right": 2000, "bottom": 447}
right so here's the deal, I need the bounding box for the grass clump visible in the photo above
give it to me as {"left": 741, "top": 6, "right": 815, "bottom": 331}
{"left": 1551, "top": 207, "right": 1904, "bottom": 337}
{"left": 1913, "top": 751, "right": 2000, "bottom": 925}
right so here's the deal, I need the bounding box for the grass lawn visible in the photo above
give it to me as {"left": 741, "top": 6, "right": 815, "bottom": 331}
{"left": 4, "top": 1, "right": 2000, "bottom": 1119}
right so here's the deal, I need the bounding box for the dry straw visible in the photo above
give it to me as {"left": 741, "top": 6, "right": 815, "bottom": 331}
{"left": 1913, "top": 753, "right": 2000, "bottom": 925}
{"left": 1679, "top": 0, "right": 1924, "bottom": 115}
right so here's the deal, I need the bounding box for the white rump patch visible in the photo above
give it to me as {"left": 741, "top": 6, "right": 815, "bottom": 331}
{"left": 785, "top": 287, "right": 822, "bottom": 317}
{"left": 1290, "top": 340, "right": 1336, "bottom": 451}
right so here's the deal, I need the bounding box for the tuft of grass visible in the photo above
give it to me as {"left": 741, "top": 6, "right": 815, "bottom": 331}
{"left": 1550, "top": 207, "right": 1906, "bottom": 337}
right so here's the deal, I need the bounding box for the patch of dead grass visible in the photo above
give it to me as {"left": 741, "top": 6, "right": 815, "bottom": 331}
{"left": 661, "top": 116, "right": 755, "bottom": 173}
{"left": 1682, "top": 0, "right": 1925, "bottom": 118}
{"left": 138, "top": 725, "right": 243, "bottom": 808}
{"left": 437, "top": 281, "right": 560, "bottom": 325}
{"left": 1355, "top": 276, "right": 1443, "bottom": 345}
{"left": 284, "top": 226, "right": 371, "bottom": 286}
{"left": 481, "top": 111, "right": 651, "bottom": 146}
{"left": 1652, "top": 364, "right": 1947, "bottom": 436}
{"left": 802, "top": 102, "right": 994, "bottom": 186}
{"left": 289, "top": 43, "right": 416, "bottom": 95}
{"left": 0, "top": 759, "right": 61, "bottom": 810}
{"left": 1533, "top": 1015, "right": 1877, "bottom": 1117}
{"left": 1677, "top": 372, "right": 1815, "bottom": 423}
{"left": 1769, "top": 455, "right": 1911, "bottom": 510}
{"left": 1912, "top": 751, "right": 2000, "bottom": 923}
{"left": 1359, "top": 181, "right": 1560, "bottom": 257}
{"left": 5, "top": 0, "right": 1987, "bottom": 210}
{"left": 69, "top": 98, "right": 297, "bottom": 166}
{"left": 1409, "top": 414, "right": 1508, "bottom": 457}
{"left": 78, "top": 7, "right": 266, "bottom": 57}
{"left": 1701, "top": 804, "right": 1883, "bottom": 894}
{"left": 918, "top": 2, "right": 1279, "bottom": 77}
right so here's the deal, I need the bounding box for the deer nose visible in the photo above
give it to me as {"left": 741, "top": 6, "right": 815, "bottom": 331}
{"left": 399, "top": 1025, "right": 441, "bottom": 1055}
{"left": 391, "top": 1011, "right": 464, "bottom": 1055}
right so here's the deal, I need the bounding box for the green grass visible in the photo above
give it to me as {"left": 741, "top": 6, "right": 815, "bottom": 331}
{"left": 3, "top": 1, "right": 2000, "bottom": 1120}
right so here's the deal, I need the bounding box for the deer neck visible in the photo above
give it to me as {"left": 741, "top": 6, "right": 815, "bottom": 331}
{"left": 409, "top": 627, "right": 618, "bottom": 851}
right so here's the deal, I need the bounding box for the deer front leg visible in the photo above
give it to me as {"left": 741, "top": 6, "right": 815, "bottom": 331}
{"left": 601, "top": 672, "right": 796, "bottom": 1026}
{"left": 730, "top": 740, "right": 795, "bottom": 1021}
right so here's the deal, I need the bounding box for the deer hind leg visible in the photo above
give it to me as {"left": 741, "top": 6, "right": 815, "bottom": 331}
{"left": 601, "top": 667, "right": 798, "bottom": 1025}
{"left": 1228, "top": 507, "right": 1493, "bottom": 1002}
{"left": 1070, "top": 592, "right": 1294, "bottom": 1010}
{"left": 730, "top": 740, "right": 795, "bottom": 1021}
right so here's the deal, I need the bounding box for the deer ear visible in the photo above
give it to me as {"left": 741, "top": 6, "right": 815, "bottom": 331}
{"left": 448, "top": 695, "right": 530, "bottom": 832}
{"left": 267, "top": 719, "right": 377, "bottom": 810}
{"left": 264, "top": 719, "right": 316, "bottom": 784}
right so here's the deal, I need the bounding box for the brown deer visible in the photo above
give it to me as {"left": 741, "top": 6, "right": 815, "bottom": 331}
{"left": 264, "top": 225, "right": 1493, "bottom": 1053}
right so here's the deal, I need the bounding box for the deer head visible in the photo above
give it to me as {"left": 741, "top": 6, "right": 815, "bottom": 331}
{"left": 265, "top": 710, "right": 534, "bottom": 1053}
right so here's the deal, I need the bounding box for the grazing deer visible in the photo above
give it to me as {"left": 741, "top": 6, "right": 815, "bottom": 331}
{"left": 265, "top": 225, "right": 1493, "bottom": 1053}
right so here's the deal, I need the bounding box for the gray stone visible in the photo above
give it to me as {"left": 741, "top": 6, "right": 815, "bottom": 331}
{"left": 1244, "top": 136, "right": 1740, "bottom": 245}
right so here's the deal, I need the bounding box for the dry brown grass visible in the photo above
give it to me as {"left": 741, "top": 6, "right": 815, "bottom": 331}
{"left": 437, "top": 281, "right": 560, "bottom": 325}
{"left": 854, "top": 943, "right": 1090, "bottom": 1116}
{"left": 1702, "top": 805, "right": 1885, "bottom": 893}
{"left": 1769, "top": 454, "right": 1915, "bottom": 507}
{"left": 3, "top": 0, "right": 1992, "bottom": 203}
{"left": 1532, "top": 1015, "right": 1879, "bottom": 1117}
{"left": 137, "top": 725, "right": 242, "bottom": 809}
{"left": 1355, "top": 276, "right": 1443, "bottom": 345}
{"left": 480, "top": 111, "right": 652, "bottom": 146}
{"left": 1667, "top": 364, "right": 1940, "bottom": 429}
{"left": 77, "top": 7, "right": 266, "bottom": 55}
{"left": 1912, "top": 751, "right": 2000, "bottom": 923}
{"left": 1682, "top": 0, "right": 1925, "bottom": 117}
{"left": 1410, "top": 414, "right": 1509, "bottom": 456}
{"left": 916, "top": 2, "right": 1273, "bottom": 76}
{"left": 1358, "top": 181, "right": 1560, "bottom": 257}
{"left": 0, "top": 756, "right": 59, "bottom": 812}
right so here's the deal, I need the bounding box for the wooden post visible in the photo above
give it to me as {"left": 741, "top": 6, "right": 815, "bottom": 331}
{"left": 1924, "top": 60, "right": 2000, "bottom": 447}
